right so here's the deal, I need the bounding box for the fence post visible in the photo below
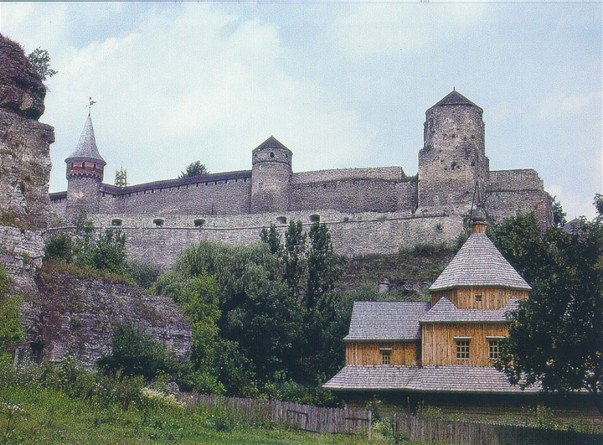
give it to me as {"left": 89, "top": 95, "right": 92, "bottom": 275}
{"left": 368, "top": 409, "right": 372, "bottom": 441}
{"left": 393, "top": 413, "right": 398, "bottom": 445}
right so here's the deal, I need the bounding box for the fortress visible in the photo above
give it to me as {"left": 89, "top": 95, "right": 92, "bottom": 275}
{"left": 48, "top": 90, "right": 552, "bottom": 268}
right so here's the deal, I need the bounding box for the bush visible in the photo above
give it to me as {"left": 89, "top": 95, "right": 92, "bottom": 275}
{"left": 98, "top": 324, "right": 181, "bottom": 381}
{"left": 126, "top": 260, "right": 162, "bottom": 289}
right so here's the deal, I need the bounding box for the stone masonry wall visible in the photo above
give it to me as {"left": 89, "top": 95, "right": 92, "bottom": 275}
{"left": 291, "top": 166, "right": 404, "bottom": 184}
{"left": 45, "top": 209, "right": 464, "bottom": 269}
{"left": 98, "top": 178, "right": 252, "bottom": 215}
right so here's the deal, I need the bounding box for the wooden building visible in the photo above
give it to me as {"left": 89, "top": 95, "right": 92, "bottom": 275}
{"left": 324, "top": 211, "right": 556, "bottom": 413}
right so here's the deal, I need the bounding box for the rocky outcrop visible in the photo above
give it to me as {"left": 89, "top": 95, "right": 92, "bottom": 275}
{"left": 0, "top": 34, "right": 54, "bottom": 231}
{"left": 28, "top": 270, "right": 191, "bottom": 366}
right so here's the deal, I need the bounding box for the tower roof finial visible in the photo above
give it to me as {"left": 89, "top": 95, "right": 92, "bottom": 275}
{"left": 88, "top": 97, "right": 96, "bottom": 116}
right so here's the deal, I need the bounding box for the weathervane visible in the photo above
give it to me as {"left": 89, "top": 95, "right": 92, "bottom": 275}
{"left": 88, "top": 97, "right": 96, "bottom": 115}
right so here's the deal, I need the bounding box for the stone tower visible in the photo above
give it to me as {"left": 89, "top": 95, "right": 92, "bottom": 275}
{"left": 250, "top": 136, "right": 292, "bottom": 213}
{"left": 65, "top": 114, "right": 106, "bottom": 220}
{"left": 418, "top": 90, "right": 489, "bottom": 209}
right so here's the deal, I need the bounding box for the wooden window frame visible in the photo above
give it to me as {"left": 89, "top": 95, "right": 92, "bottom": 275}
{"left": 455, "top": 339, "right": 470, "bottom": 360}
{"left": 381, "top": 349, "right": 391, "bottom": 365}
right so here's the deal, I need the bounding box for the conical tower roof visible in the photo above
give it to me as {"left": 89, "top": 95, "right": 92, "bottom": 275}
{"left": 429, "top": 232, "right": 531, "bottom": 291}
{"left": 253, "top": 135, "right": 291, "bottom": 153}
{"left": 65, "top": 114, "right": 106, "bottom": 165}
{"left": 428, "top": 90, "right": 482, "bottom": 111}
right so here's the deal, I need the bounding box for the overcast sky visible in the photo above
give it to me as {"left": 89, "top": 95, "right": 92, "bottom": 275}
{"left": 1, "top": 2, "right": 600, "bottom": 219}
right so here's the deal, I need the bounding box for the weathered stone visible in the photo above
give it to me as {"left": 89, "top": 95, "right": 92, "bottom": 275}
{"left": 27, "top": 271, "right": 191, "bottom": 367}
{"left": 0, "top": 34, "right": 47, "bottom": 119}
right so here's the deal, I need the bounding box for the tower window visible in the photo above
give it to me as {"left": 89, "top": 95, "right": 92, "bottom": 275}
{"left": 82, "top": 162, "right": 85, "bottom": 168}
{"left": 270, "top": 152, "right": 275, "bottom": 158}
{"left": 455, "top": 338, "right": 471, "bottom": 360}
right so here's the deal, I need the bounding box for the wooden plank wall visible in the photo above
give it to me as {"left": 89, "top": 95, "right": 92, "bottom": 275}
{"left": 421, "top": 323, "right": 509, "bottom": 366}
{"left": 346, "top": 342, "right": 419, "bottom": 366}
{"left": 431, "top": 287, "right": 528, "bottom": 309}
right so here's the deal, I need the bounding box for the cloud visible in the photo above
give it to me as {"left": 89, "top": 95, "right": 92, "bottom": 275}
{"left": 2, "top": 3, "right": 377, "bottom": 189}
{"left": 534, "top": 91, "right": 602, "bottom": 120}
{"left": 329, "top": 3, "right": 485, "bottom": 58}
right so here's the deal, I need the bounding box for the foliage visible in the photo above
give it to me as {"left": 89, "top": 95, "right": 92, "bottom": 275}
{"left": 26, "top": 47, "right": 57, "bottom": 81}
{"left": 548, "top": 193, "right": 567, "bottom": 227}
{"left": 283, "top": 220, "right": 306, "bottom": 295}
{"left": 0, "top": 266, "right": 24, "bottom": 353}
{"left": 179, "top": 161, "right": 209, "bottom": 179}
{"left": 44, "top": 216, "right": 129, "bottom": 279}
{"left": 595, "top": 193, "right": 603, "bottom": 217}
{"left": 98, "top": 324, "right": 181, "bottom": 381}
{"left": 491, "top": 210, "right": 603, "bottom": 397}
{"left": 125, "top": 259, "right": 161, "bottom": 289}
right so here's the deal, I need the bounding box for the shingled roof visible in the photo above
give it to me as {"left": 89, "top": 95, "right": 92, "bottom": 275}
{"left": 323, "top": 365, "right": 540, "bottom": 394}
{"left": 345, "top": 302, "right": 430, "bottom": 341}
{"left": 65, "top": 114, "right": 106, "bottom": 165}
{"left": 253, "top": 135, "right": 292, "bottom": 153}
{"left": 420, "top": 298, "right": 520, "bottom": 323}
{"left": 429, "top": 90, "right": 482, "bottom": 110}
{"left": 429, "top": 233, "right": 531, "bottom": 291}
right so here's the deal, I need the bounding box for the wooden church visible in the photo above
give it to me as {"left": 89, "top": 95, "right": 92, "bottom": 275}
{"left": 324, "top": 206, "right": 546, "bottom": 412}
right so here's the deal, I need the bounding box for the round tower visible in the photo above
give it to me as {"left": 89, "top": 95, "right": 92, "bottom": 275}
{"left": 250, "top": 136, "right": 292, "bottom": 213}
{"left": 65, "top": 114, "right": 106, "bottom": 220}
{"left": 418, "top": 90, "right": 489, "bottom": 209}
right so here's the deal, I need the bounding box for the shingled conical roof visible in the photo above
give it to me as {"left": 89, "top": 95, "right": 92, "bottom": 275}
{"left": 429, "top": 90, "right": 482, "bottom": 111}
{"left": 429, "top": 232, "right": 531, "bottom": 291}
{"left": 65, "top": 114, "right": 106, "bottom": 165}
{"left": 253, "top": 135, "right": 291, "bottom": 153}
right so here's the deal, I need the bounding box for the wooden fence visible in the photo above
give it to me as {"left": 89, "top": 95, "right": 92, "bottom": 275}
{"left": 183, "top": 393, "right": 371, "bottom": 435}
{"left": 182, "top": 393, "right": 602, "bottom": 444}
{"left": 392, "top": 413, "right": 603, "bottom": 445}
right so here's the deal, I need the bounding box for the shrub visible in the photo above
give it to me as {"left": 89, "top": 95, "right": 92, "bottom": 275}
{"left": 98, "top": 324, "right": 180, "bottom": 381}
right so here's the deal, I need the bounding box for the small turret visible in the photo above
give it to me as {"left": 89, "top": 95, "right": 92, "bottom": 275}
{"left": 418, "top": 90, "right": 489, "bottom": 209}
{"left": 65, "top": 114, "right": 106, "bottom": 219}
{"left": 250, "top": 136, "right": 292, "bottom": 213}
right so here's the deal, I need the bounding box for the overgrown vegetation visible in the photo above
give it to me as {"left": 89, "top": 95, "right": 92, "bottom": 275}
{"left": 0, "top": 266, "right": 24, "bottom": 353}
{"left": 491, "top": 195, "right": 603, "bottom": 402}
{"left": 0, "top": 355, "right": 373, "bottom": 444}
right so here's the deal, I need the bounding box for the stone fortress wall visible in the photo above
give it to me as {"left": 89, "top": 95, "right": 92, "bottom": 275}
{"left": 49, "top": 91, "right": 553, "bottom": 268}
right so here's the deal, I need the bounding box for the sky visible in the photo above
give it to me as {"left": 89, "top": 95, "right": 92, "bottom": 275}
{"left": 0, "top": 1, "right": 601, "bottom": 220}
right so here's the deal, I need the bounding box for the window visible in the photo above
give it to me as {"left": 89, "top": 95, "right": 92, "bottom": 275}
{"left": 153, "top": 218, "right": 164, "bottom": 227}
{"left": 381, "top": 350, "right": 391, "bottom": 365}
{"left": 455, "top": 339, "right": 470, "bottom": 360}
{"left": 194, "top": 219, "right": 205, "bottom": 228}
{"left": 310, "top": 214, "right": 320, "bottom": 223}
{"left": 111, "top": 219, "right": 122, "bottom": 227}
{"left": 276, "top": 216, "right": 287, "bottom": 224}
{"left": 489, "top": 339, "right": 501, "bottom": 360}
{"left": 475, "top": 295, "right": 482, "bottom": 302}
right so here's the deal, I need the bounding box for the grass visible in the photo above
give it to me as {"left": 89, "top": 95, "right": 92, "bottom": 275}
{"left": 0, "top": 356, "right": 425, "bottom": 445}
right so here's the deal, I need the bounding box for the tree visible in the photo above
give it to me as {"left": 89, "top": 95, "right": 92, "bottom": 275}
{"left": 0, "top": 266, "right": 24, "bottom": 352}
{"left": 491, "top": 210, "right": 603, "bottom": 401}
{"left": 27, "top": 48, "right": 57, "bottom": 81}
{"left": 178, "top": 161, "right": 209, "bottom": 179}
{"left": 283, "top": 221, "right": 306, "bottom": 296}
{"left": 307, "top": 222, "right": 340, "bottom": 307}
{"left": 547, "top": 193, "right": 567, "bottom": 227}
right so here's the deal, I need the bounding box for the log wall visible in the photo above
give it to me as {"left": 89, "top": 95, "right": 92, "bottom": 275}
{"left": 346, "top": 341, "right": 420, "bottom": 366}
{"left": 431, "top": 287, "right": 529, "bottom": 309}
{"left": 421, "top": 323, "right": 509, "bottom": 366}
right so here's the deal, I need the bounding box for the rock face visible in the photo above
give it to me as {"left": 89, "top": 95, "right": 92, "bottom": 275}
{"left": 30, "top": 271, "right": 191, "bottom": 366}
{"left": 0, "top": 34, "right": 54, "bottom": 231}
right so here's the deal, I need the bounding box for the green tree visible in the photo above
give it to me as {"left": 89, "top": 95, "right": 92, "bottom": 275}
{"left": 178, "top": 161, "right": 209, "bottom": 179}
{"left": 260, "top": 224, "right": 282, "bottom": 256}
{"left": 491, "top": 211, "right": 603, "bottom": 401}
{"left": 283, "top": 221, "right": 306, "bottom": 296}
{"left": 27, "top": 47, "right": 57, "bottom": 81}
{"left": 307, "top": 222, "right": 340, "bottom": 308}
{"left": 548, "top": 193, "right": 567, "bottom": 227}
